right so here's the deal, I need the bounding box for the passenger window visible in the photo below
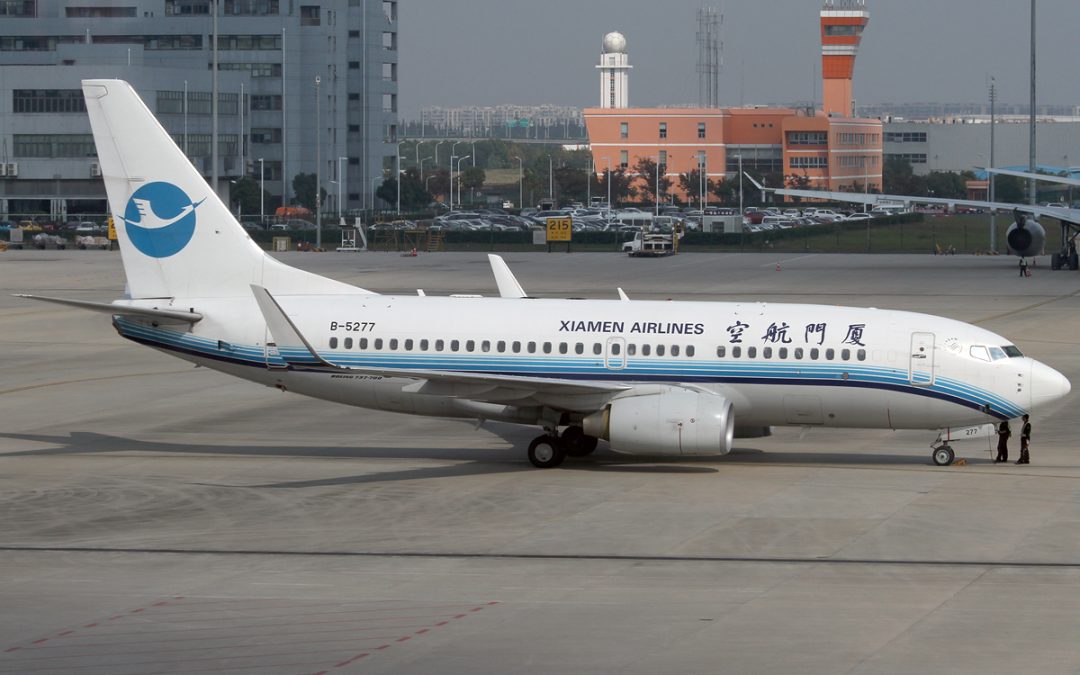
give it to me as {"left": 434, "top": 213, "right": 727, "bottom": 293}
{"left": 466, "top": 340, "right": 475, "bottom": 352}
{"left": 825, "top": 348, "right": 834, "bottom": 360}
{"left": 497, "top": 341, "right": 506, "bottom": 352}
{"left": 857, "top": 349, "right": 866, "bottom": 361}
{"left": 420, "top": 339, "right": 429, "bottom": 350}
{"left": 329, "top": 337, "right": 339, "bottom": 348}
{"left": 543, "top": 342, "right": 552, "bottom": 354}
{"left": 763, "top": 347, "right": 772, "bottom": 359}
{"left": 779, "top": 347, "right": 787, "bottom": 359}
{"left": 717, "top": 346, "right": 726, "bottom": 358}
{"left": 593, "top": 343, "right": 602, "bottom": 355}
{"left": 642, "top": 344, "right": 651, "bottom": 356}
{"left": 671, "top": 345, "right": 680, "bottom": 357}
{"left": 450, "top": 340, "right": 459, "bottom": 351}
{"left": 360, "top": 337, "right": 368, "bottom": 349}
{"left": 686, "top": 345, "right": 695, "bottom": 357}
{"left": 575, "top": 343, "right": 584, "bottom": 355}
{"left": 611, "top": 342, "right": 621, "bottom": 355}
{"left": 747, "top": 347, "right": 757, "bottom": 358}
{"left": 528, "top": 341, "right": 536, "bottom": 353}
{"left": 841, "top": 348, "right": 850, "bottom": 361}
{"left": 969, "top": 345, "right": 990, "bottom": 362}
{"left": 657, "top": 345, "right": 666, "bottom": 356}
{"left": 794, "top": 348, "right": 803, "bottom": 359}
{"left": 404, "top": 339, "right": 413, "bottom": 351}
{"left": 559, "top": 342, "right": 568, "bottom": 355}
{"left": 627, "top": 343, "right": 636, "bottom": 356}
{"left": 435, "top": 339, "right": 444, "bottom": 351}
{"left": 512, "top": 341, "right": 521, "bottom": 353}
{"left": 375, "top": 338, "right": 384, "bottom": 350}
{"left": 481, "top": 340, "right": 490, "bottom": 352}
{"left": 344, "top": 337, "right": 353, "bottom": 349}
{"left": 732, "top": 346, "right": 741, "bottom": 358}
{"left": 389, "top": 338, "right": 398, "bottom": 350}
{"left": 810, "top": 348, "right": 819, "bottom": 360}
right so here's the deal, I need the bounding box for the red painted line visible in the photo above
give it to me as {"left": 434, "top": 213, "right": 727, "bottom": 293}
{"left": 414, "top": 629, "right": 429, "bottom": 635}
{"left": 453, "top": 614, "right": 467, "bottom": 619}
{"left": 4, "top": 647, "right": 21, "bottom": 653}
{"left": 152, "top": 601, "right": 169, "bottom": 607}
{"left": 333, "top": 653, "right": 369, "bottom": 668}
{"left": 32, "top": 639, "right": 48, "bottom": 644}
{"left": 108, "top": 615, "right": 124, "bottom": 620}
{"left": 58, "top": 631, "right": 74, "bottom": 637}
{"left": 396, "top": 636, "right": 412, "bottom": 643}
{"left": 375, "top": 644, "right": 391, "bottom": 651}
{"left": 131, "top": 608, "right": 145, "bottom": 613}
{"left": 83, "top": 623, "right": 98, "bottom": 628}
{"left": 469, "top": 607, "right": 484, "bottom": 612}
{"left": 434, "top": 621, "right": 449, "bottom": 627}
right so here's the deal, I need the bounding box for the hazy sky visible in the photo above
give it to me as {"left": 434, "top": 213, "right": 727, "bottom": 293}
{"left": 397, "top": 0, "right": 1080, "bottom": 116}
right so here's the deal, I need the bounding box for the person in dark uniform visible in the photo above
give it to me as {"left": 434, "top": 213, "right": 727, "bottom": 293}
{"left": 1016, "top": 414, "right": 1031, "bottom": 464}
{"left": 995, "top": 420, "right": 1011, "bottom": 463}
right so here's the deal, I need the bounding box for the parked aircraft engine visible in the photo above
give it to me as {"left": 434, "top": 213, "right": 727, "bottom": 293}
{"left": 1006, "top": 209, "right": 1046, "bottom": 257}
{"left": 582, "top": 388, "right": 734, "bottom": 456}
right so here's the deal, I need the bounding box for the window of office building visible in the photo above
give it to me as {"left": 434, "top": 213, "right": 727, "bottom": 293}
{"left": 217, "top": 62, "right": 281, "bottom": 78}
{"left": 165, "top": 0, "right": 209, "bottom": 14}
{"left": 620, "top": 122, "right": 628, "bottom": 139}
{"left": 300, "top": 5, "right": 320, "bottom": 25}
{"left": 14, "top": 134, "right": 95, "bottom": 158}
{"left": 216, "top": 34, "right": 282, "bottom": 50}
{"left": 619, "top": 150, "right": 628, "bottom": 170}
{"left": 885, "top": 153, "right": 927, "bottom": 165}
{"left": 787, "top": 131, "right": 828, "bottom": 146}
{"left": 698, "top": 122, "right": 706, "bottom": 139}
{"left": 790, "top": 156, "right": 828, "bottom": 169}
{"left": 884, "top": 131, "right": 927, "bottom": 143}
{"left": 66, "top": 6, "right": 136, "bottom": 17}
{"left": 250, "top": 127, "right": 282, "bottom": 144}
{"left": 659, "top": 122, "right": 667, "bottom": 139}
{"left": 13, "top": 89, "right": 86, "bottom": 114}
{"left": 223, "top": 0, "right": 279, "bottom": 15}
{"left": 251, "top": 94, "right": 283, "bottom": 111}
{"left": 0, "top": 1, "right": 36, "bottom": 16}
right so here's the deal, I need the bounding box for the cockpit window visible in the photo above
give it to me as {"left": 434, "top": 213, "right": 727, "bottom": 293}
{"left": 969, "top": 345, "right": 990, "bottom": 362}
{"left": 1003, "top": 345, "right": 1024, "bottom": 358}
{"left": 988, "top": 346, "right": 1007, "bottom": 361}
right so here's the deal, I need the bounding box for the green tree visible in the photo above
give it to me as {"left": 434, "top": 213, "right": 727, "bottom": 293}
{"left": 229, "top": 176, "right": 265, "bottom": 217}
{"left": 994, "top": 174, "right": 1025, "bottom": 203}
{"left": 460, "top": 166, "right": 486, "bottom": 191}
{"left": 712, "top": 178, "right": 736, "bottom": 205}
{"left": 597, "top": 168, "right": 635, "bottom": 206}
{"left": 553, "top": 165, "right": 588, "bottom": 203}
{"left": 925, "top": 171, "right": 969, "bottom": 200}
{"left": 292, "top": 172, "right": 326, "bottom": 211}
{"left": 678, "top": 169, "right": 716, "bottom": 205}
{"left": 375, "top": 167, "right": 430, "bottom": 211}
{"left": 632, "top": 157, "right": 672, "bottom": 205}
{"left": 426, "top": 169, "right": 450, "bottom": 204}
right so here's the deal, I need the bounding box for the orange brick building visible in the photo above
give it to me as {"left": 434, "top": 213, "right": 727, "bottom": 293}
{"left": 585, "top": 2, "right": 882, "bottom": 202}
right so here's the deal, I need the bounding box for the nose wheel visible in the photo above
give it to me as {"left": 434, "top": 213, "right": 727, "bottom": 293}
{"left": 931, "top": 444, "right": 955, "bottom": 466}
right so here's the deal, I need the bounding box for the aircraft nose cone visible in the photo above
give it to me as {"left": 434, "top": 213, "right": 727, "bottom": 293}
{"left": 1031, "top": 361, "right": 1071, "bottom": 409}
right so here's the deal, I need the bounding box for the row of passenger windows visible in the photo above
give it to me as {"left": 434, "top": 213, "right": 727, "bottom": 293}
{"left": 325, "top": 336, "right": 866, "bottom": 362}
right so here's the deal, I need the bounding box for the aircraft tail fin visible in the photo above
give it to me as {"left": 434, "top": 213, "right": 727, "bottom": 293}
{"left": 82, "top": 79, "right": 371, "bottom": 300}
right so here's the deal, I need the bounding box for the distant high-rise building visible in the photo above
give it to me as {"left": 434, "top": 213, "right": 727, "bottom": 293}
{"left": 0, "top": 1, "right": 398, "bottom": 220}
{"left": 596, "top": 32, "right": 631, "bottom": 109}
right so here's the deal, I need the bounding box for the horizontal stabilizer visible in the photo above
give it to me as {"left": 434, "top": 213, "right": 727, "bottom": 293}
{"left": 250, "top": 285, "right": 329, "bottom": 368}
{"left": 14, "top": 294, "right": 202, "bottom": 323}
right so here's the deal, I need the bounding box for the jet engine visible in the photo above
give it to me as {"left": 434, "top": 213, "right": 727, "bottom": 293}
{"left": 582, "top": 388, "right": 734, "bottom": 456}
{"left": 1006, "top": 209, "right": 1046, "bottom": 258}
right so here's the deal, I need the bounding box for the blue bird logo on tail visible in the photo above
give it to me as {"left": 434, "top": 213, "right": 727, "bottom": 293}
{"left": 123, "top": 182, "right": 204, "bottom": 258}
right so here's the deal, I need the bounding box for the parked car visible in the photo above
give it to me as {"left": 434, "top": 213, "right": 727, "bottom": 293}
{"left": 844, "top": 213, "right": 873, "bottom": 222}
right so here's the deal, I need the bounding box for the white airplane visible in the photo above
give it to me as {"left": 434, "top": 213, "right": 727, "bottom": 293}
{"left": 17, "top": 80, "right": 1072, "bottom": 468}
{"left": 747, "top": 172, "right": 1080, "bottom": 269}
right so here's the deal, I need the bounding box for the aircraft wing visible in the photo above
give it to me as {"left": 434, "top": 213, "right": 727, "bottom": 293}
{"left": 983, "top": 167, "right": 1080, "bottom": 188}
{"left": 746, "top": 174, "right": 1080, "bottom": 223}
{"left": 250, "top": 285, "right": 629, "bottom": 405}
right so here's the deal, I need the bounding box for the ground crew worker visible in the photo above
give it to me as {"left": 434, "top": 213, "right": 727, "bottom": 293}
{"left": 1019, "top": 257, "right": 1029, "bottom": 277}
{"left": 994, "top": 420, "right": 1011, "bottom": 463}
{"left": 1016, "top": 414, "right": 1031, "bottom": 465}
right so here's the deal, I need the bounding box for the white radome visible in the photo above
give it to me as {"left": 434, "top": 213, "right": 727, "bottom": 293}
{"left": 602, "top": 31, "right": 626, "bottom": 54}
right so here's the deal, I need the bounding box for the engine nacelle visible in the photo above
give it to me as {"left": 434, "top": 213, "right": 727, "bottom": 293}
{"left": 583, "top": 388, "right": 734, "bottom": 456}
{"left": 1006, "top": 216, "right": 1046, "bottom": 257}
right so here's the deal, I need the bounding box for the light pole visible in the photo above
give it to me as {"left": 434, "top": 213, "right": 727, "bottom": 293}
{"left": 587, "top": 155, "right": 592, "bottom": 206}
{"left": 414, "top": 141, "right": 422, "bottom": 167}
{"left": 396, "top": 140, "right": 404, "bottom": 216}
{"left": 989, "top": 76, "right": 997, "bottom": 251}
{"left": 513, "top": 155, "right": 523, "bottom": 209}
{"left": 456, "top": 155, "right": 470, "bottom": 208}
{"left": 449, "top": 155, "right": 457, "bottom": 211}
{"left": 736, "top": 154, "right": 744, "bottom": 220}
{"left": 654, "top": 155, "right": 660, "bottom": 216}
{"left": 314, "top": 74, "right": 321, "bottom": 249}
{"left": 337, "top": 156, "right": 347, "bottom": 222}
{"left": 471, "top": 140, "right": 476, "bottom": 167}
{"left": 418, "top": 156, "right": 432, "bottom": 184}
{"left": 434, "top": 140, "right": 444, "bottom": 168}
{"left": 370, "top": 176, "right": 382, "bottom": 212}
{"left": 425, "top": 174, "right": 437, "bottom": 195}
{"left": 258, "top": 157, "right": 265, "bottom": 225}
{"left": 601, "top": 156, "right": 611, "bottom": 208}
{"left": 547, "top": 155, "right": 553, "bottom": 201}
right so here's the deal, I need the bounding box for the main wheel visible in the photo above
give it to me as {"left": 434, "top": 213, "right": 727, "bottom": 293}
{"left": 528, "top": 435, "right": 566, "bottom": 469}
{"left": 1051, "top": 253, "right": 1062, "bottom": 270}
{"left": 1069, "top": 252, "right": 1079, "bottom": 271}
{"left": 561, "top": 425, "right": 599, "bottom": 457}
{"left": 932, "top": 445, "right": 955, "bottom": 466}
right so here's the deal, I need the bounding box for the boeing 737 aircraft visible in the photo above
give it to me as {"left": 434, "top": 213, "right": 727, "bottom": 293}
{"left": 18, "top": 80, "right": 1072, "bottom": 468}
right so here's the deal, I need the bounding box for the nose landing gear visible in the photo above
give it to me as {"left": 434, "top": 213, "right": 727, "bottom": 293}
{"left": 930, "top": 443, "right": 955, "bottom": 466}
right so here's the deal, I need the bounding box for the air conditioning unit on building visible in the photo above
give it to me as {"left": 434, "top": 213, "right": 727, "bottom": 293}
{"left": 4, "top": 163, "right": 17, "bottom": 177}
{"left": 90, "top": 162, "right": 102, "bottom": 177}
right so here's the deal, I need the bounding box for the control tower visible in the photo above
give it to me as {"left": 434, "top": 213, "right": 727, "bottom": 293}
{"left": 596, "top": 32, "right": 632, "bottom": 109}
{"left": 820, "top": 0, "right": 869, "bottom": 117}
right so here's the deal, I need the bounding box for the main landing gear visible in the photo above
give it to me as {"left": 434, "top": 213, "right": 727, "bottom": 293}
{"left": 527, "top": 425, "right": 599, "bottom": 468}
